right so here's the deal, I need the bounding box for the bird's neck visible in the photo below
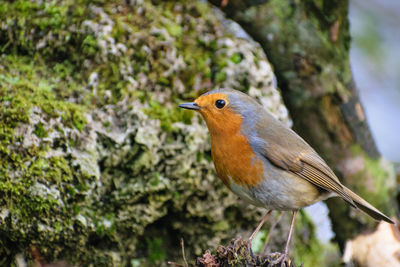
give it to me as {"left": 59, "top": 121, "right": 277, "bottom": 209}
{"left": 201, "top": 108, "right": 243, "bottom": 137}
{"left": 203, "top": 112, "right": 263, "bottom": 188}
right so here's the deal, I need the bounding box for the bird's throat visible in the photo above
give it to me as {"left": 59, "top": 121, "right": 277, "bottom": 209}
{"left": 207, "top": 114, "right": 264, "bottom": 188}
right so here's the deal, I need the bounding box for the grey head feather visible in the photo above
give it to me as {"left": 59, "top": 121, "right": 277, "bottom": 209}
{"left": 202, "top": 88, "right": 261, "bottom": 119}
{"left": 202, "top": 88, "right": 279, "bottom": 153}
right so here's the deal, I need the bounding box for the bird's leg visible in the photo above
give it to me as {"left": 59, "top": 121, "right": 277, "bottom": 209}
{"left": 271, "top": 210, "right": 298, "bottom": 267}
{"left": 261, "top": 212, "right": 284, "bottom": 255}
{"left": 248, "top": 210, "right": 272, "bottom": 253}
{"left": 283, "top": 210, "right": 297, "bottom": 256}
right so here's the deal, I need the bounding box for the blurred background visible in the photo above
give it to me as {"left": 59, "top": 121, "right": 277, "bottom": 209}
{"left": 307, "top": 0, "right": 400, "bottom": 253}
{"left": 350, "top": 0, "right": 400, "bottom": 163}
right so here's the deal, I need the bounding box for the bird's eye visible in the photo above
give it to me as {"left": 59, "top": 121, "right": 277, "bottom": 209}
{"left": 215, "top": 99, "right": 226, "bottom": 109}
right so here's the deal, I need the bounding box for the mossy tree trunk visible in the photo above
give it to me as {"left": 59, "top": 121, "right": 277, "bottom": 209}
{"left": 210, "top": 0, "right": 397, "bottom": 249}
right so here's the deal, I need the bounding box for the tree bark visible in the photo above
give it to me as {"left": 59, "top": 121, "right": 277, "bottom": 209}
{"left": 210, "top": 0, "right": 397, "bottom": 249}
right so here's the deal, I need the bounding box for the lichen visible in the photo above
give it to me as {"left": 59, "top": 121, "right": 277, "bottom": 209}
{"left": 0, "top": 0, "right": 290, "bottom": 265}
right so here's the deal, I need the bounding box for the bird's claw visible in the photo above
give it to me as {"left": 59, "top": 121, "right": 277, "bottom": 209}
{"left": 246, "top": 239, "right": 254, "bottom": 258}
{"left": 270, "top": 252, "right": 288, "bottom": 267}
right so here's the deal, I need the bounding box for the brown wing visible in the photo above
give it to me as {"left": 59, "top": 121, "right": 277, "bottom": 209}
{"left": 254, "top": 114, "right": 355, "bottom": 207}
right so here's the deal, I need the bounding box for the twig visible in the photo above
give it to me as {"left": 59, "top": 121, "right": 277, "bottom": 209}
{"left": 181, "top": 238, "right": 189, "bottom": 267}
{"left": 167, "top": 262, "right": 184, "bottom": 266}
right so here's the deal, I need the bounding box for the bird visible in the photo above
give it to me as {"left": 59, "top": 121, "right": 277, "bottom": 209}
{"left": 179, "top": 88, "right": 394, "bottom": 265}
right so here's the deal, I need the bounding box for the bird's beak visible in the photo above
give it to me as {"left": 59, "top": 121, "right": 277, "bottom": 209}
{"left": 178, "top": 102, "right": 200, "bottom": 111}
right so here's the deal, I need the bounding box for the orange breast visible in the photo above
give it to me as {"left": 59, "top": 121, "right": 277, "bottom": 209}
{"left": 208, "top": 111, "right": 264, "bottom": 188}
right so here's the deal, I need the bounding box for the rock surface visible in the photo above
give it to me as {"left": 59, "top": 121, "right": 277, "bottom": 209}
{"left": 0, "top": 0, "right": 291, "bottom": 265}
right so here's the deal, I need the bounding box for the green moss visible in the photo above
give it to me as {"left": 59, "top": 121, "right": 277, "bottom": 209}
{"left": 235, "top": 0, "right": 351, "bottom": 106}
{"left": 0, "top": 0, "right": 96, "bottom": 62}
{"left": 145, "top": 99, "right": 194, "bottom": 132}
{"left": 166, "top": 23, "right": 183, "bottom": 37}
{"left": 0, "top": 55, "right": 88, "bottom": 130}
{"left": 0, "top": 57, "right": 84, "bottom": 224}
{"left": 293, "top": 211, "right": 324, "bottom": 266}
{"left": 82, "top": 34, "right": 99, "bottom": 57}
{"left": 0, "top": 47, "right": 93, "bottom": 266}
{"left": 146, "top": 237, "right": 167, "bottom": 262}
{"left": 34, "top": 122, "right": 48, "bottom": 138}
{"left": 214, "top": 71, "right": 227, "bottom": 83}
{"left": 230, "top": 52, "right": 244, "bottom": 64}
{"left": 348, "top": 145, "right": 395, "bottom": 216}
{"left": 323, "top": 146, "right": 395, "bottom": 250}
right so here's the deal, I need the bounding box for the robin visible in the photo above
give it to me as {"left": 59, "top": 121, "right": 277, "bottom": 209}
{"left": 179, "top": 88, "right": 394, "bottom": 265}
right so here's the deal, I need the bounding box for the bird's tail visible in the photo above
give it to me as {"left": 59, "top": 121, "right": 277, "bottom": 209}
{"left": 343, "top": 186, "right": 394, "bottom": 224}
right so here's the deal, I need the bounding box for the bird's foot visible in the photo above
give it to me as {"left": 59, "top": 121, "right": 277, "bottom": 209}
{"left": 270, "top": 252, "right": 288, "bottom": 267}
{"left": 246, "top": 239, "right": 254, "bottom": 258}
